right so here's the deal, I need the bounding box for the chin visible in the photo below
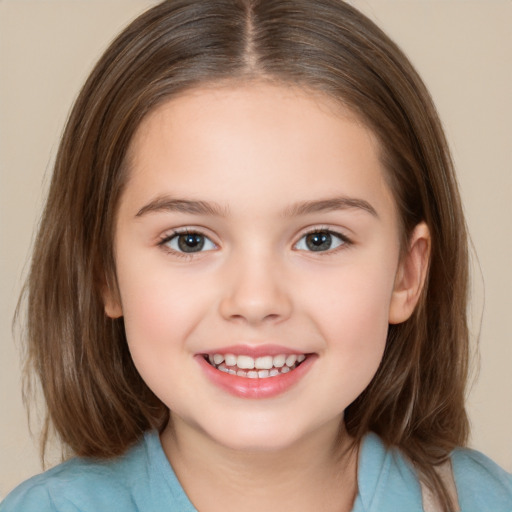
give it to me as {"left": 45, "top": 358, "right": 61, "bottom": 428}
{"left": 199, "top": 414, "right": 325, "bottom": 454}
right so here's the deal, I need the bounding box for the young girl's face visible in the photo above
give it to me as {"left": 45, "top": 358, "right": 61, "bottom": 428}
{"left": 105, "top": 83, "right": 424, "bottom": 452}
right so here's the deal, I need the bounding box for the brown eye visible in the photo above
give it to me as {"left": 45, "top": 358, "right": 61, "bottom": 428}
{"left": 163, "top": 231, "right": 216, "bottom": 254}
{"left": 295, "top": 230, "right": 346, "bottom": 252}
{"left": 305, "top": 232, "right": 332, "bottom": 251}
{"left": 177, "top": 233, "right": 205, "bottom": 252}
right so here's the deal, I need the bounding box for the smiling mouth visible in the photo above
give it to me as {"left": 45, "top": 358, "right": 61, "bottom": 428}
{"left": 203, "top": 353, "right": 308, "bottom": 379}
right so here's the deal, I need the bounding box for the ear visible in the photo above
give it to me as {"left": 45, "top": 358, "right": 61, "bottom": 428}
{"left": 389, "top": 222, "right": 431, "bottom": 324}
{"left": 102, "top": 281, "right": 123, "bottom": 319}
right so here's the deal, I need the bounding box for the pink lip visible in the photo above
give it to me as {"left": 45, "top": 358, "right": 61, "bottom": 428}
{"left": 201, "top": 344, "right": 305, "bottom": 357}
{"left": 195, "top": 351, "right": 317, "bottom": 399}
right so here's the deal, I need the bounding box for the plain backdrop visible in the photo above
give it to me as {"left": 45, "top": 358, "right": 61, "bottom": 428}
{"left": 1, "top": 0, "right": 511, "bottom": 497}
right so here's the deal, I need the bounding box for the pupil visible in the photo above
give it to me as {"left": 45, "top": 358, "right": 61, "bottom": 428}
{"left": 306, "top": 232, "right": 331, "bottom": 251}
{"left": 178, "top": 234, "right": 204, "bottom": 252}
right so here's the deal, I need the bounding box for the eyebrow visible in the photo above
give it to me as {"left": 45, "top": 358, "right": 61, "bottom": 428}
{"left": 135, "top": 195, "right": 378, "bottom": 219}
{"left": 135, "top": 196, "right": 227, "bottom": 217}
{"left": 283, "top": 197, "right": 378, "bottom": 218}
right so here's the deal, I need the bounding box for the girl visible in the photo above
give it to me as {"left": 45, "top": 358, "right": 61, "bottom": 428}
{"left": 2, "top": 1, "right": 511, "bottom": 511}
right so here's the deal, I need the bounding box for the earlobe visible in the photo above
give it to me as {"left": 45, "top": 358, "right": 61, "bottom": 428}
{"left": 389, "top": 222, "right": 431, "bottom": 325}
{"left": 102, "top": 283, "right": 123, "bottom": 319}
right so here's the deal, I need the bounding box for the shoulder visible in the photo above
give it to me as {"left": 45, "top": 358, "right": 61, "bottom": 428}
{"left": 355, "top": 433, "right": 512, "bottom": 512}
{"left": 355, "top": 432, "right": 424, "bottom": 511}
{"left": 451, "top": 446, "right": 512, "bottom": 511}
{"left": 0, "top": 431, "right": 170, "bottom": 512}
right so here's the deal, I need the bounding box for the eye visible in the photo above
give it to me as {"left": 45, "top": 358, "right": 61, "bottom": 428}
{"left": 294, "top": 230, "right": 347, "bottom": 252}
{"left": 161, "top": 231, "right": 216, "bottom": 254}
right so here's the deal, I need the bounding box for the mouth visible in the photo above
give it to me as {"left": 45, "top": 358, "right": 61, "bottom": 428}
{"left": 197, "top": 345, "right": 316, "bottom": 398}
{"left": 203, "top": 353, "right": 308, "bottom": 379}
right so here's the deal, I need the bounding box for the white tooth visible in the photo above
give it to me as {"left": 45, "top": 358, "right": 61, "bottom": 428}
{"left": 219, "top": 366, "right": 229, "bottom": 373}
{"left": 297, "top": 354, "right": 306, "bottom": 363}
{"left": 228, "top": 369, "right": 237, "bottom": 375}
{"left": 213, "top": 354, "right": 224, "bottom": 365}
{"left": 258, "top": 370, "right": 269, "bottom": 378}
{"left": 208, "top": 355, "right": 215, "bottom": 365}
{"left": 247, "top": 371, "right": 258, "bottom": 379}
{"left": 255, "top": 356, "right": 273, "bottom": 370}
{"left": 225, "top": 354, "right": 237, "bottom": 366}
{"left": 273, "top": 355, "right": 286, "bottom": 368}
{"left": 237, "top": 355, "right": 255, "bottom": 369}
{"left": 269, "top": 369, "right": 279, "bottom": 377}
{"left": 281, "top": 366, "right": 290, "bottom": 373}
{"left": 237, "top": 370, "right": 247, "bottom": 377}
{"left": 285, "top": 355, "right": 297, "bottom": 367}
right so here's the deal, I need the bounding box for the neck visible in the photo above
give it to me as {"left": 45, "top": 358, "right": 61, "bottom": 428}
{"left": 160, "top": 415, "right": 359, "bottom": 512}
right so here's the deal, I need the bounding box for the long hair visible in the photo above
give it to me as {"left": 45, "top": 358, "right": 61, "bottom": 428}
{"left": 21, "top": 1, "right": 469, "bottom": 509}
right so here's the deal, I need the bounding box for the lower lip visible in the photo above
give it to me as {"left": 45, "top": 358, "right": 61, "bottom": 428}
{"left": 196, "top": 354, "right": 317, "bottom": 399}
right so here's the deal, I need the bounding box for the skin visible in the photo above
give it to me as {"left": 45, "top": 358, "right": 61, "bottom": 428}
{"left": 104, "top": 82, "right": 430, "bottom": 512}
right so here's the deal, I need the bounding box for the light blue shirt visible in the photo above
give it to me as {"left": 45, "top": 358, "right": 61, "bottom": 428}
{"left": 1, "top": 431, "right": 511, "bottom": 511}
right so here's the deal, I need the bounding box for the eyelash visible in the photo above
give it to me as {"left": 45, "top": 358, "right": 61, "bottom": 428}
{"left": 157, "top": 227, "right": 352, "bottom": 258}
{"left": 157, "top": 229, "right": 217, "bottom": 259}
{"left": 294, "top": 227, "right": 352, "bottom": 255}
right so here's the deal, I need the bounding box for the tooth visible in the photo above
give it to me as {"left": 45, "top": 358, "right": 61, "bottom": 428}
{"left": 297, "top": 355, "right": 306, "bottom": 363}
{"left": 285, "top": 355, "right": 297, "bottom": 367}
{"left": 237, "top": 355, "right": 255, "bottom": 369}
{"left": 258, "top": 370, "right": 269, "bottom": 378}
{"left": 213, "top": 354, "right": 224, "bottom": 365}
{"left": 273, "top": 355, "right": 286, "bottom": 368}
{"left": 255, "top": 356, "right": 273, "bottom": 370}
{"left": 269, "top": 369, "right": 279, "bottom": 377}
{"left": 281, "top": 366, "right": 290, "bottom": 373}
{"left": 247, "top": 371, "right": 258, "bottom": 379}
{"left": 228, "top": 369, "right": 237, "bottom": 375}
{"left": 225, "top": 354, "right": 237, "bottom": 366}
{"left": 237, "top": 370, "right": 247, "bottom": 377}
{"left": 208, "top": 355, "right": 215, "bottom": 365}
{"left": 219, "top": 365, "right": 229, "bottom": 373}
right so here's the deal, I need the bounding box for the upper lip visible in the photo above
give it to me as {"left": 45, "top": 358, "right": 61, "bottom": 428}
{"left": 200, "top": 344, "right": 309, "bottom": 357}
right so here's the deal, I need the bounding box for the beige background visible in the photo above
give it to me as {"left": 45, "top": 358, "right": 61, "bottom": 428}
{"left": 1, "top": 0, "right": 511, "bottom": 498}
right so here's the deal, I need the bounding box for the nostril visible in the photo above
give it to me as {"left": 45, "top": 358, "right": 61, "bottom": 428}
{"left": 217, "top": 275, "right": 293, "bottom": 325}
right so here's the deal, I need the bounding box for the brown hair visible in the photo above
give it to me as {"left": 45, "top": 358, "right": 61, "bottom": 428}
{"left": 22, "top": 1, "right": 469, "bottom": 509}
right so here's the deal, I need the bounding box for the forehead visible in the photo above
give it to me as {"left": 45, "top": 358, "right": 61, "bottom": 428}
{"left": 122, "top": 82, "right": 395, "bottom": 220}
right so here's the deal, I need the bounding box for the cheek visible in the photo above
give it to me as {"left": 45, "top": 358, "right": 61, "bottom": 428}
{"left": 296, "top": 255, "right": 396, "bottom": 388}
{"left": 116, "top": 268, "right": 212, "bottom": 409}
{"left": 322, "top": 299, "right": 389, "bottom": 412}
{"left": 326, "top": 281, "right": 389, "bottom": 382}
{"left": 300, "top": 255, "right": 396, "bottom": 334}
{"left": 114, "top": 257, "right": 209, "bottom": 374}
{"left": 117, "top": 251, "right": 210, "bottom": 328}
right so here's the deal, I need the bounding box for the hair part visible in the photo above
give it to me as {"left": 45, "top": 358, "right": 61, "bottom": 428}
{"left": 21, "top": 1, "right": 469, "bottom": 509}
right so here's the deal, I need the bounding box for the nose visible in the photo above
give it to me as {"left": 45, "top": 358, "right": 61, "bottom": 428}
{"left": 218, "top": 252, "right": 293, "bottom": 326}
